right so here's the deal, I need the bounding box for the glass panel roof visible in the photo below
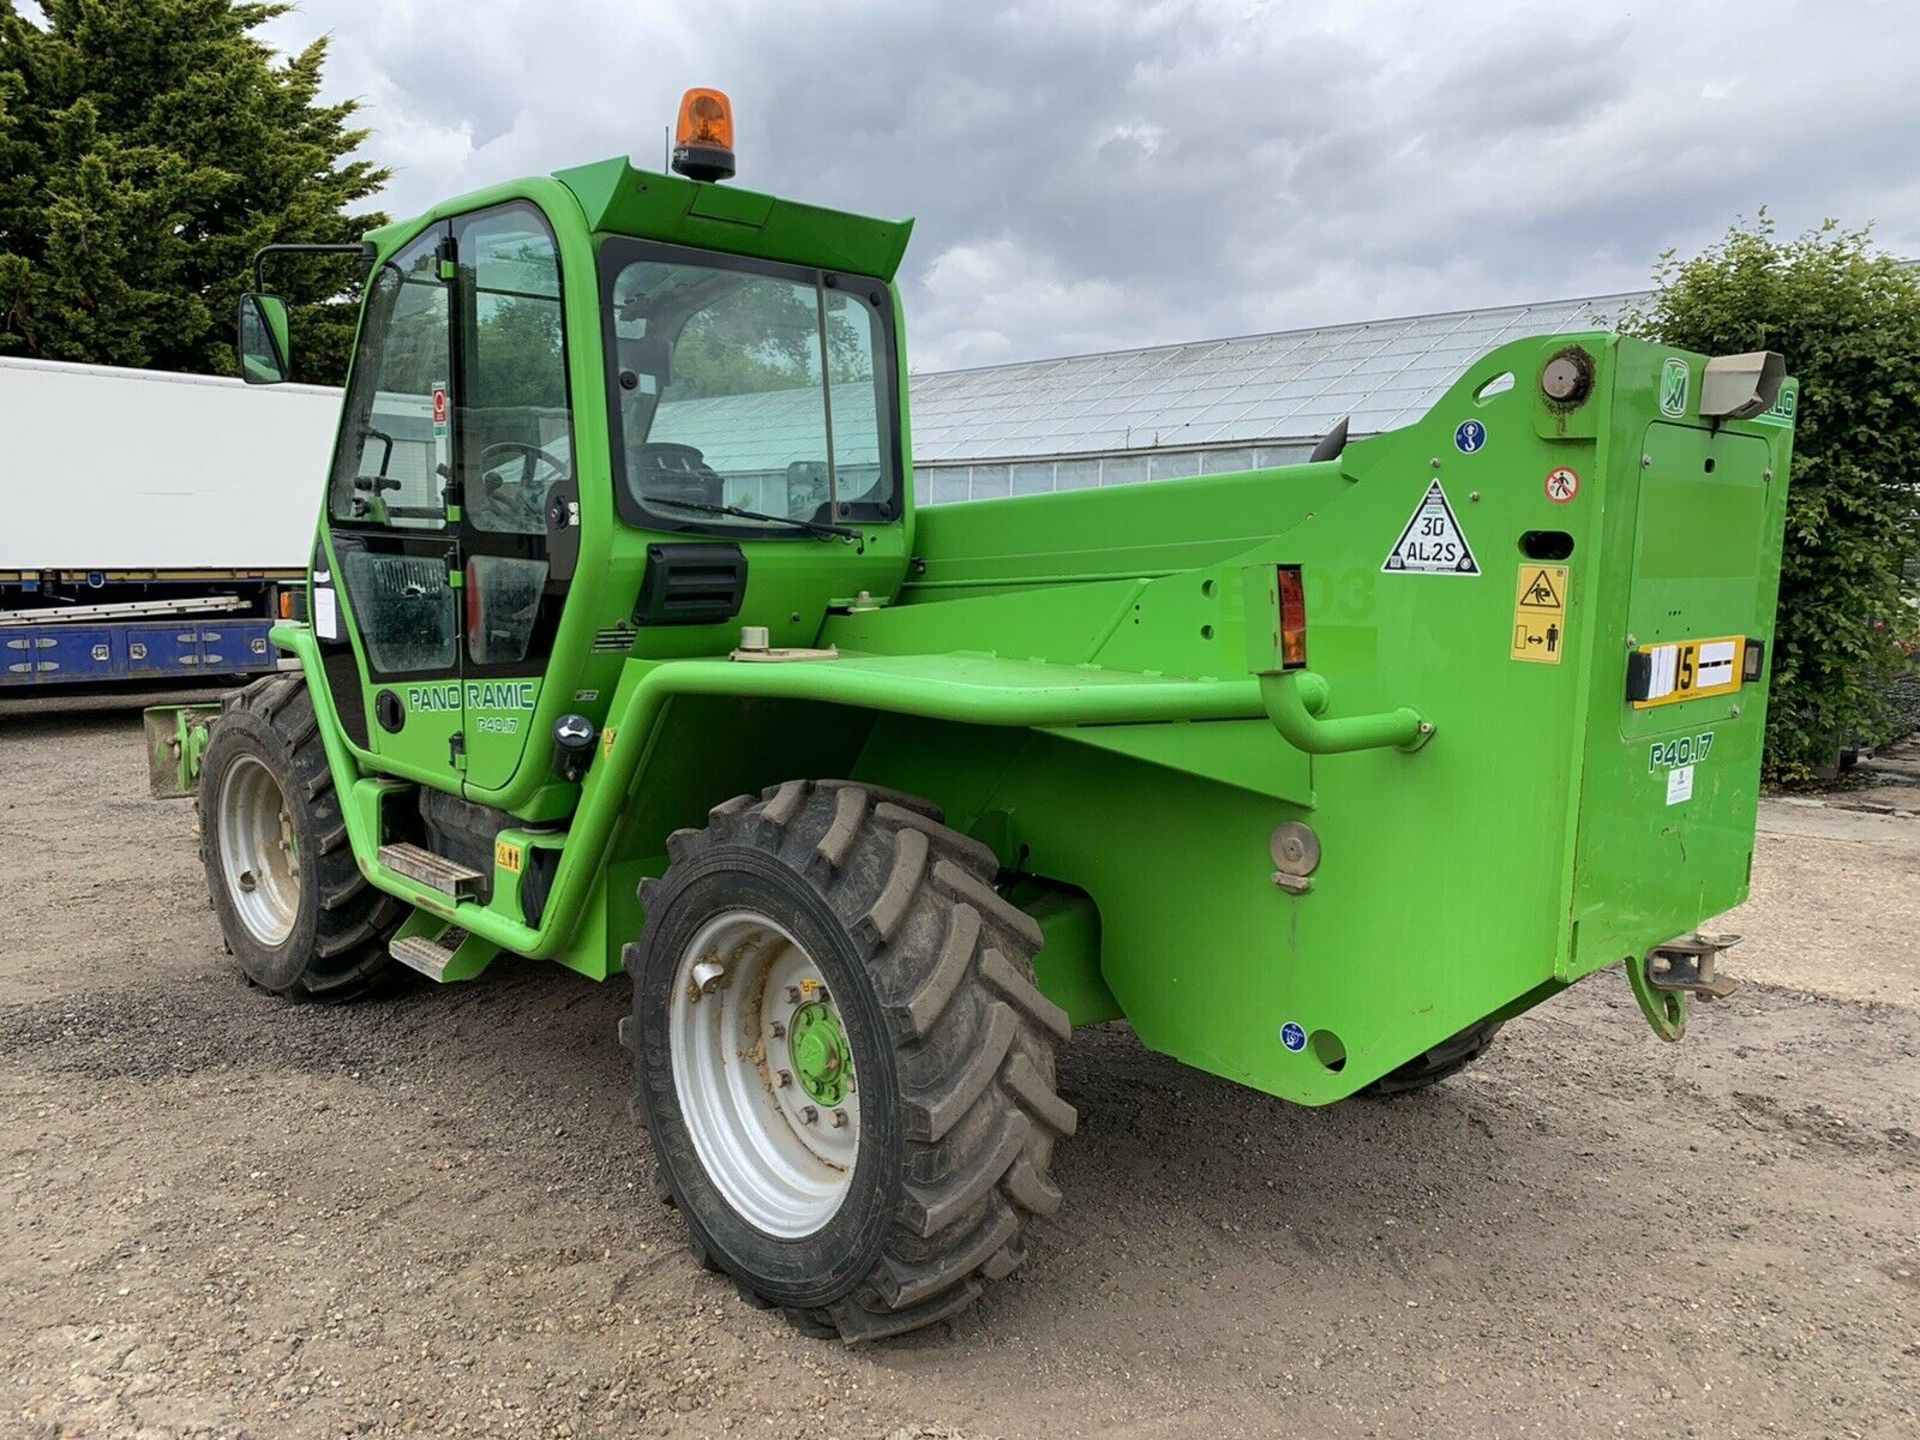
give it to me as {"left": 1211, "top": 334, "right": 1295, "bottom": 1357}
{"left": 908, "top": 291, "right": 1636, "bottom": 463}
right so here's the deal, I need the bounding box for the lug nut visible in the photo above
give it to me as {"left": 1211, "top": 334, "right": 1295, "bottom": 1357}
{"left": 691, "top": 959, "right": 726, "bottom": 994}
{"left": 800, "top": 1105, "right": 818, "bottom": 1124}
{"left": 831, "top": 1109, "right": 849, "bottom": 1129}
{"left": 777, "top": 1070, "right": 792, "bottom": 1088}
{"left": 770, "top": 1020, "right": 786, "bottom": 1039}
{"left": 786, "top": 985, "right": 803, "bottom": 1004}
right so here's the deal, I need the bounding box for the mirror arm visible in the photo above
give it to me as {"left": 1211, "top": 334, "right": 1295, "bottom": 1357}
{"left": 251, "top": 240, "right": 378, "bottom": 292}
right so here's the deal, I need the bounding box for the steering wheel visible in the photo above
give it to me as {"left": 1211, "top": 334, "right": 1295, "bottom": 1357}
{"left": 478, "top": 440, "right": 569, "bottom": 488}
{"left": 631, "top": 442, "right": 725, "bottom": 505}
{"left": 476, "top": 441, "right": 570, "bottom": 530}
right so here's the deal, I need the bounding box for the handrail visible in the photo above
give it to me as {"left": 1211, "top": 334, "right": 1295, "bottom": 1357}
{"left": 270, "top": 625, "right": 1432, "bottom": 960}
{"left": 1258, "top": 670, "right": 1433, "bottom": 755}
{"left": 272, "top": 625, "right": 1265, "bottom": 957}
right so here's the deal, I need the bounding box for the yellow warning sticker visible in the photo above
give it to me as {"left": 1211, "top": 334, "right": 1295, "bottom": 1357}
{"left": 495, "top": 838, "right": 523, "bottom": 874}
{"left": 1511, "top": 564, "right": 1568, "bottom": 664}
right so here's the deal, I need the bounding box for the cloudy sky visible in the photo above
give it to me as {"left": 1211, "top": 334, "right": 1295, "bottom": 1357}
{"left": 262, "top": 0, "right": 1920, "bottom": 373}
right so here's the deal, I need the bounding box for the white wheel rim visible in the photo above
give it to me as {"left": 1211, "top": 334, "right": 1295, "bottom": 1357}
{"left": 668, "top": 909, "right": 860, "bottom": 1239}
{"left": 216, "top": 753, "right": 300, "bottom": 947}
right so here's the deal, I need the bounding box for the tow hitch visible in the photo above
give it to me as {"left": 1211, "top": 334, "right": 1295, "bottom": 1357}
{"left": 143, "top": 703, "right": 221, "bottom": 798}
{"left": 1627, "top": 932, "right": 1740, "bottom": 1041}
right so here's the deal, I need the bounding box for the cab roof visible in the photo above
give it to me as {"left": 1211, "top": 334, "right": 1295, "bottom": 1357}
{"left": 554, "top": 157, "right": 914, "bottom": 281}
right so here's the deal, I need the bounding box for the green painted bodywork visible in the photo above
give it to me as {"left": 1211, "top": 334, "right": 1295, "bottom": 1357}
{"left": 259, "top": 155, "right": 1796, "bottom": 1106}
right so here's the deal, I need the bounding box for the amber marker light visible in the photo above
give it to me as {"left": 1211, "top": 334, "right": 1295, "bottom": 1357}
{"left": 672, "top": 88, "right": 736, "bottom": 183}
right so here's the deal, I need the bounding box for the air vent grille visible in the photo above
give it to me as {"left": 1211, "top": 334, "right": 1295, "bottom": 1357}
{"left": 633, "top": 543, "right": 749, "bottom": 626}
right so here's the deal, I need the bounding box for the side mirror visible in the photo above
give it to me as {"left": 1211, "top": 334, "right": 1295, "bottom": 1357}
{"left": 237, "top": 293, "right": 291, "bottom": 385}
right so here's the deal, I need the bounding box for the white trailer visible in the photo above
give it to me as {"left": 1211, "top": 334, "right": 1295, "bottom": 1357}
{"left": 0, "top": 357, "right": 340, "bottom": 688}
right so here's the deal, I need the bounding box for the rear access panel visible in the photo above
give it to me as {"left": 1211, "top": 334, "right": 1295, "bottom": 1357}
{"left": 1569, "top": 416, "right": 1789, "bottom": 982}
{"left": 1621, "top": 422, "right": 1775, "bottom": 740}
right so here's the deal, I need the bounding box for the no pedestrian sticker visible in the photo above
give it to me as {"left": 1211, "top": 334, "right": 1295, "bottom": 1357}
{"left": 1383, "top": 481, "right": 1480, "bottom": 575}
{"left": 1511, "top": 563, "right": 1568, "bottom": 664}
{"left": 1454, "top": 419, "right": 1487, "bottom": 454}
{"left": 1544, "top": 466, "right": 1580, "bottom": 504}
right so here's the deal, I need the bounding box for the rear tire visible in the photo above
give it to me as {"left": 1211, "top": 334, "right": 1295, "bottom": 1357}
{"left": 197, "top": 674, "right": 400, "bottom": 999}
{"left": 627, "top": 780, "right": 1076, "bottom": 1341}
{"left": 1361, "top": 1019, "right": 1502, "bottom": 1096}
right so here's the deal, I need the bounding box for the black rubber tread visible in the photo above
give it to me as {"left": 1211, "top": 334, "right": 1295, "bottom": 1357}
{"left": 630, "top": 779, "right": 1074, "bottom": 1342}
{"left": 1361, "top": 1019, "right": 1504, "bottom": 1097}
{"left": 197, "top": 674, "right": 401, "bottom": 1000}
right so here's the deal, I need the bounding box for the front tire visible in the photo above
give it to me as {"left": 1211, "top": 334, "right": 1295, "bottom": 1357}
{"left": 628, "top": 780, "right": 1076, "bottom": 1341}
{"left": 197, "top": 674, "right": 400, "bottom": 999}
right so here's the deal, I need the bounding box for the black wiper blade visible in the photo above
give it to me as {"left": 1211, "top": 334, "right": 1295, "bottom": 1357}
{"left": 646, "top": 495, "right": 860, "bottom": 541}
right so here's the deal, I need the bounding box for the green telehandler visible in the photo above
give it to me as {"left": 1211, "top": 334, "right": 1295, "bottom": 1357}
{"left": 156, "top": 88, "right": 1797, "bottom": 1340}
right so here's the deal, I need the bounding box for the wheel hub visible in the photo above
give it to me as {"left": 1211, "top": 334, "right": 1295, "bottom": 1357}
{"left": 789, "top": 1000, "right": 853, "bottom": 1106}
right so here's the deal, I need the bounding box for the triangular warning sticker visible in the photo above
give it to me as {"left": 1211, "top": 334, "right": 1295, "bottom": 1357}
{"left": 1518, "top": 567, "right": 1563, "bottom": 609}
{"left": 1382, "top": 480, "right": 1480, "bottom": 576}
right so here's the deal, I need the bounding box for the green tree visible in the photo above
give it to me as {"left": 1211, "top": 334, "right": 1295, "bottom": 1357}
{"left": 1630, "top": 216, "right": 1920, "bottom": 783}
{"left": 669, "top": 279, "right": 873, "bottom": 399}
{"left": 0, "top": 0, "right": 388, "bottom": 383}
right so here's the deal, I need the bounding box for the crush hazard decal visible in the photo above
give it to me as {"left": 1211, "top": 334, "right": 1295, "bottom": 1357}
{"left": 1382, "top": 480, "right": 1480, "bottom": 575}
{"left": 1511, "top": 564, "right": 1568, "bottom": 663}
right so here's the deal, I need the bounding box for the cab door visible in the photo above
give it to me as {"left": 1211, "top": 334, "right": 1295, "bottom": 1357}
{"left": 317, "top": 222, "right": 467, "bottom": 784}
{"left": 448, "top": 201, "right": 578, "bottom": 794}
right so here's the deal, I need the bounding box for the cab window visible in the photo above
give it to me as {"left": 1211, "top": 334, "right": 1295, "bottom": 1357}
{"left": 603, "top": 242, "right": 898, "bottom": 532}
{"left": 460, "top": 203, "right": 572, "bottom": 536}
{"left": 328, "top": 229, "right": 450, "bottom": 532}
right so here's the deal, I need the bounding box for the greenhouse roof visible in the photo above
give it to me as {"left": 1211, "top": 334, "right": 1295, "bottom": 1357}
{"left": 906, "top": 291, "right": 1641, "bottom": 463}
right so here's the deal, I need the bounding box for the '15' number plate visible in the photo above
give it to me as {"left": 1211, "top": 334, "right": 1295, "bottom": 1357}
{"left": 1627, "top": 636, "right": 1747, "bottom": 709}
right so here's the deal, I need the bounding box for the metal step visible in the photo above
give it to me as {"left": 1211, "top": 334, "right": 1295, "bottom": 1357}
{"left": 390, "top": 935, "right": 457, "bottom": 981}
{"left": 377, "top": 842, "right": 485, "bottom": 898}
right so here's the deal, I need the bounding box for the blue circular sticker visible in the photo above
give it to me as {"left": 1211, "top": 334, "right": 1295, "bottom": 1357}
{"left": 1454, "top": 419, "right": 1487, "bottom": 453}
{"left": 1280, "top": 1022, "right": 1307, "bottom": 1052}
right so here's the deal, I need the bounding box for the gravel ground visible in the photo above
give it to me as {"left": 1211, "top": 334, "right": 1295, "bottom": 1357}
{"left": 1, "top": 710, "right": 1916, "bottom": 1440}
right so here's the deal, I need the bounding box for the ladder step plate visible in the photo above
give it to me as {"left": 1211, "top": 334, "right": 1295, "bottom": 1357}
{"left": 377, "top": 842, "right": 485, "bottom": 898}
{"left": 390, "top": 935, "right": 455, "bottom": 981}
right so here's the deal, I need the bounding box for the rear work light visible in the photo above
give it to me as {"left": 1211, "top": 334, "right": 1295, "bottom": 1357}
{"left": 1277, "top": 565, "right": 1309, "bottom": 670}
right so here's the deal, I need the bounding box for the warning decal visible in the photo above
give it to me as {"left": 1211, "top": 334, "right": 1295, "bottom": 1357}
{"left": 1382, "top": 481, "right": 1480, "bottom": 575}
{"left": 1511, "top": 563, "right": 1568, "bottom": 664}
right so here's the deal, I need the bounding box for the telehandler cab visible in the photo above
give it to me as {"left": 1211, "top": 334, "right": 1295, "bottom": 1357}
{"left": 159, "top": 89, "right": 1797, "bottom": 1340}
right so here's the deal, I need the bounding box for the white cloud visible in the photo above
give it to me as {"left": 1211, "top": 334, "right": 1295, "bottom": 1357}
{"left": 261, "top": 0, "right": 1920, "bottom": 366}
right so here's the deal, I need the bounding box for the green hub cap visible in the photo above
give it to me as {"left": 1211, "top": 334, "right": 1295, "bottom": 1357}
{"left": 789, "top": 1000, "right": 854, "bottom": 1105}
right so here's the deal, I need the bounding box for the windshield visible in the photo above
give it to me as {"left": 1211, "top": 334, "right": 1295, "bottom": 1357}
{"left": 603, "top": 242, "right": 896, "bottom": 531}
